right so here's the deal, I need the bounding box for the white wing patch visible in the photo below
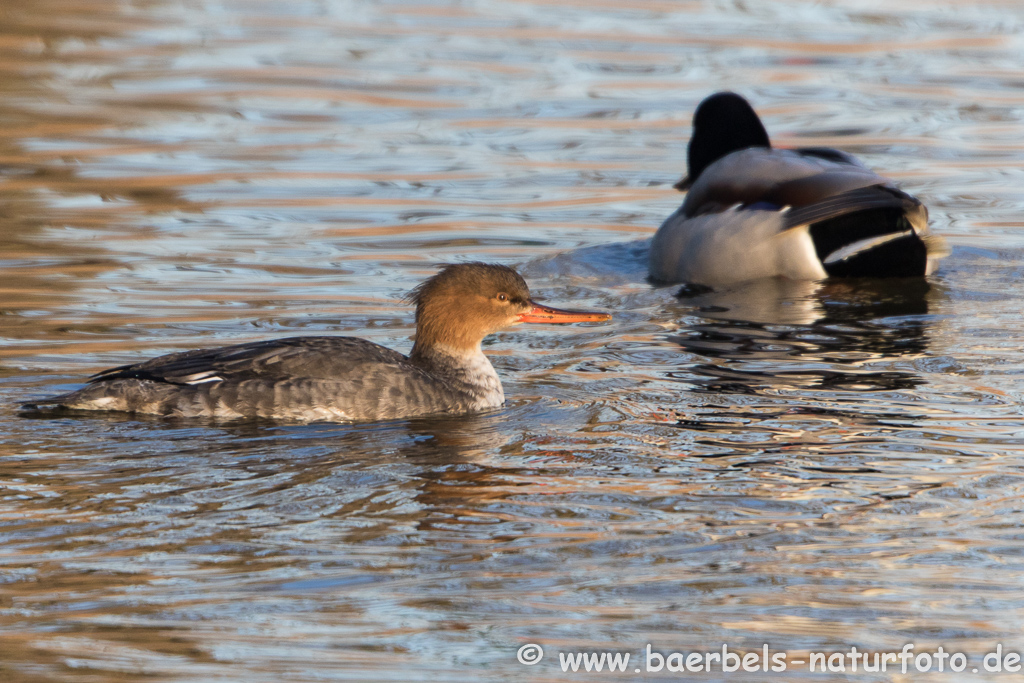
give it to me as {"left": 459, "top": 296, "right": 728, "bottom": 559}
{"left": 823, "top": 230, "right": 913, "bottom": 265}
{"left": 180, "top": 372, "right": 224, "bottom": 384}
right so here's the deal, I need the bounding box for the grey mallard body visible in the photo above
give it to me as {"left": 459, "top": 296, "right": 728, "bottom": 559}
{"left": 25, "top": 264, "right": 610, "bottom": 422}
{"left": 649, "top": 92, "right": 946, "bottom": 286}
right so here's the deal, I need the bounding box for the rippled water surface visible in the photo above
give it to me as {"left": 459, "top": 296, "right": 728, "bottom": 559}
{"left": 4, "top": 0, "right": 1024, "bottom": 680}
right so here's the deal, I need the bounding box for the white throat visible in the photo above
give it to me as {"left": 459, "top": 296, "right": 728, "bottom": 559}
{"left": 415, "top": 342, "right": 504, "bottom": 409}
{"left": 458, "top": 345, "right": 504, "bottom": 408}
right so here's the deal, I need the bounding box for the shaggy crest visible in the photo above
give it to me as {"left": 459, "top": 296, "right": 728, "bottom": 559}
{"left": 406, "top": 263, "right": 532, "bottom": 351}
{"left": 405, "top": 263, "right": 530, "bottom": 319}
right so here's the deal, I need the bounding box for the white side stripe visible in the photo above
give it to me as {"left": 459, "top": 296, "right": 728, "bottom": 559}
{"left": 182, "top": 373, "right": 223, "bottom": 384}
{"left": 823, "top": 230, "right": 913, "bottom": 265}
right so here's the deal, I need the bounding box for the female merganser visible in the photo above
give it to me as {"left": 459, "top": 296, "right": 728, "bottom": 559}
{"left": 649, "top": 92, "right": 947, "bottom": 286}
{"left": 24, "top": 263, "right": 611, "bottom": 421}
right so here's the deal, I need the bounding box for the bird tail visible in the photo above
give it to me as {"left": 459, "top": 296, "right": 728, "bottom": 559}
{"left": 785, "top": 186, "right": 937, "bottom": 278}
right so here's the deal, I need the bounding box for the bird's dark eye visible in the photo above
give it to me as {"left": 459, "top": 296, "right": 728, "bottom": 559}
{"left": 497, "top": 293, "right": 508, "bottom": 302}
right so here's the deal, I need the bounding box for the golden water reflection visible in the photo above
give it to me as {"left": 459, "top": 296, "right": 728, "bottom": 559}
{"left": 3, "top": 0, "right": 1024, "bottom": 680}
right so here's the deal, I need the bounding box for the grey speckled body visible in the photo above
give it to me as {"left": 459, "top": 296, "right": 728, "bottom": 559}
{"left": 47, "top": 337, "right": 503, "bottom": 421}
{"left": 25, "top": 263, "right": 610, "bottom": 422}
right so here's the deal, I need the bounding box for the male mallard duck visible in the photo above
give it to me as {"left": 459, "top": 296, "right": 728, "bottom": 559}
{"left": 649, "top": 92, "right": 946, "bottom": 286}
